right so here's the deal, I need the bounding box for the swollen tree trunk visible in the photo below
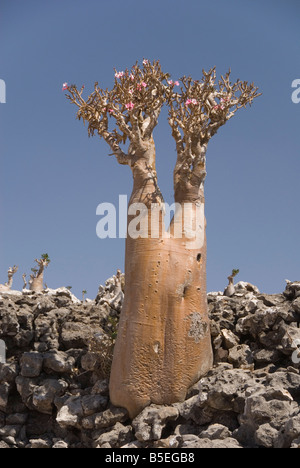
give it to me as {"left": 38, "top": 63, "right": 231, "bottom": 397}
{"left": 30, "top": 273, "right": 44, "bottom": 292}
{"left": 29, "top": 258, "right": 49, "bottom": 293}
{"left": 109, "top": 140, "right": 213, "bottom": 418}
{"left": 66, "top": 59, "right": 260, "bottom": 420}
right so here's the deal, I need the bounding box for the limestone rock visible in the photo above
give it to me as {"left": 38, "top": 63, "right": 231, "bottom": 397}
{"left": 200, "top": 423, "right": 232, "bottom": 440}
{"left": 132, "top": 405, "right": 179, "bottom": 441}
{"left": 1, "top": 278, "right": 300, "bottom": 448}
{"left": 43, "top": 351, "right": 75, "bottom": 374}
{"left": 81, "top": 405, "right": 128, "bottom": 430}
{"left": 94, "top": 422, "right": 133, "bottom": 448}
{"left": 20, "top": 353, "right": 43, "bottom": 377}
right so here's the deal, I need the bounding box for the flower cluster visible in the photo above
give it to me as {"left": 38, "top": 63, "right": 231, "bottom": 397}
{"left": 62, "top": 82, "right": 68, "bottom": 91}
{"left": 185, "top": 98, "right": 198, "bottom": 106}
{"left": 115, "top": 71, "right": 125, "bottom": 79}
{"left": 168, "top": 80, "right": 180, "bottom": 86}
{"left": 137, "top": 82, "right": 147, "bottom": 91}
{"left": 125, "top": 101, "right": 135, "bottom": 110}
{"left": 213, "top": 104, "right": 225, "bottom": 111}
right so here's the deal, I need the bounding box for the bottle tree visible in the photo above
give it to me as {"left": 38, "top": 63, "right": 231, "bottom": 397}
{"left": 66, "top": 60, "right": 260, "bottom": 417}
{"left": 29, "top": 254, "right": 51, "bottom": 292}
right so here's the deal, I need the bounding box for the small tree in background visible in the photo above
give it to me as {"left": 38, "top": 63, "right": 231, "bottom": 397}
{"left": 82, "top": 290, "right": 87, "bottom": 302}
{"left": 0, "top": 265, "right": 19, "bottom": 292}
{"left": 66, "top": 60, "right": 260, "bottom": 417}
{"left": 29, "top": 254, "right": 50, "bottom": 292}
{"left": 224, "top": 268, "right": 240, "bottom": 297}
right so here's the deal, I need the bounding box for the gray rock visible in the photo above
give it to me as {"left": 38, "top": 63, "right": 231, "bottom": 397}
{"left": 255, "top": 423, "right": 278, "bottom": 448}
{"left": 20, "top": 352, "right": 43, "bottom": 377}
{"left": 0, "top": 310, "right": 20, "bottom": 336}
{"left": 0, "top": 383, "right": 10, "bottom": 411}
{"left": 121, "top": 440, "right": 144, "bottom": 448}
{"left": 275, "top": 414, "right": 300, "bottom": 448}
{"left": 31, "top": 379, "right": 68, "bottom": 414}
{"left": 52, "top": 440, "right": 68, "bottom": 448}
{"left": 173, "top": 423, "right": 199, "bottom": 436}
{"left": 5, "top": 413, "right": 28, "bottom": 425}
{"left": 16, "top": 375, "right": 67, "bottom": 414}
{"left": 94, "top": 422, "right": 133, "bottom": 448}
{"left": 253, "top": 348, "right": 280, "bottom": 365}
{"left": 182, "top": 436, "right": 242, "bottom": 448}
{"left": 81, "top": 405, "right": 128, "bottom": 430}
{"left": 235, "top": 389, "right": 299, "bottom": 447}
{"left": 0, "top": 362, "right": 19, "bottom": 383}
{"left": 200, "top": 423, "right": 232, "bottom": 440}
{"left": 235, "top": 281, "right": 260, "bottom": 294}
{"left": 81, "top": 394, "right": 108, "bottom": 416}
{"left": 132, "top": 405, "right": 179, "bottom": 441}
{"left": 28, "top": 438, "right": 52, "bottom": 448}
{"left": 56, "top": 395, "right": 83, "bottom": 428}
{"left": 2, "top": 278, "right": 300, "bottom": 449}
{"left": 0, "top": 441, "right": 10, "bottom": 448}
{"left": 61, "top": 322, "right": 92, "bottom": 349}
{"left": 284, "top": 281, "right": 300, "bottom": 300}
{"left": 15, "top": 376, "right": 37, "bottom": 409}
{"left": 221, "top": 329, "right": 240, "bottom": 349}
{"left": 81, "top": 352, "right": 99, "bottom": 372}
{"left": 34, "top": 312, "right": 60, "bottom": 350}
{"left": 91, "top": 379, "right": 109, "bottom": 396}
{"left": 228, "top": 344, "right": 254, "bottom": 370}
{"left": 292, "top": 297, "right": 300, "bottom": 313}
{"left": 43, "top": 351, "right": 75, "bottom": 374}
{"left": 200, "top": 368, "right": 260, "bottom": 412}
{"left": 180, "top": 434, "right": 202, "bottom": 446}
{"left": 0, "top": 425, "right": 21, "bottom": 439}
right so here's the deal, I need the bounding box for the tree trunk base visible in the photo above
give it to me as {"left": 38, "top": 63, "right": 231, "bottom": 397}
{"left": 109, "top": 235, "right": 213, "bottom": 418}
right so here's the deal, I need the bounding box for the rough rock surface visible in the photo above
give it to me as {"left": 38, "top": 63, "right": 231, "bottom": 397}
{"left": 1, "top": 279, "right": 300, "bottom": 448}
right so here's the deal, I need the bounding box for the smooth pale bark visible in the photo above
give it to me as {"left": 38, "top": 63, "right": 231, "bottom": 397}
{"left": 109, "top": 140, "right": 213, "bottom": 418}
{"left": 0, "top": 267, "right": 18, "bottom": 293}
{"left": 30, "top": 263, "right": 47, "bottom": 292}
{"left": 30, "top": 275, "right": 44, "bottom": 292}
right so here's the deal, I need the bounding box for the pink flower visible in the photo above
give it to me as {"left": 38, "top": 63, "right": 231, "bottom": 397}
{"left": 185, "top": 98, "right": 198, "bottom": 106}
{"left": 62, "top": 82, "right": 68, "bottom": 91}
{"left": 143, "top": 59, "right": 149, "bottom": 65}
{"left": 108, "top": 109, "right": 114, "bottom": 114}
{"left": 137, "top": 82, "right": 147, "bottom": 91}
{"left": 130, "top": 74, "right": 135, "bottom": 81}
{"left": 168, "top": 80, "right": 180, "bottom": 86}
{"left": 125, "top": 101, "right": 135, "bottom": 110}
{"left": 115, "top": 71, "right": 124, "bottom": 79}
{"left": 213, "top": 104, "right": 225, "bottom": 110}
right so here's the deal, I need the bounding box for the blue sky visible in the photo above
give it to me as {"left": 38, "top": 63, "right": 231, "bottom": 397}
{"left": 0, "top": 0, "right": 299, "bottom": 298}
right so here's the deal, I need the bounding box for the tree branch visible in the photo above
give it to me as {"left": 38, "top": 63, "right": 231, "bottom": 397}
{"left": 66, "top": 60, "right": 170, "bottom": 166}
{"left": 166, "top": 68, "right": 261, "bottom": 186}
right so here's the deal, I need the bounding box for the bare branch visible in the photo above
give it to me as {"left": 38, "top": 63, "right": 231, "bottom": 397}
{"left": 166, "top": 68, "right": 261, "bottom": 185}
{"left": 66, "top": 60, "right": 169, "bottom": 163}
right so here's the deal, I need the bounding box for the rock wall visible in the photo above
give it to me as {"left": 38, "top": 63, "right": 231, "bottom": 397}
{"left": 1, "top": 278, "right": 300, "bottom": 448}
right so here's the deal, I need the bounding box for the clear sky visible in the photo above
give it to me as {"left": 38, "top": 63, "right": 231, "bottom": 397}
{"left": 0, "top": 0, "right": 299, "bottom": 298}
